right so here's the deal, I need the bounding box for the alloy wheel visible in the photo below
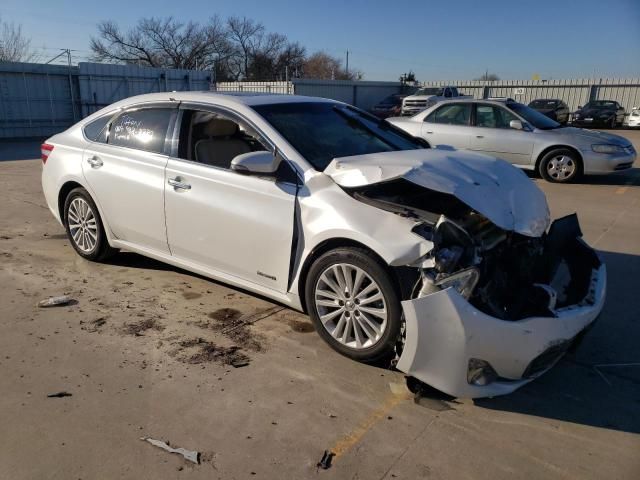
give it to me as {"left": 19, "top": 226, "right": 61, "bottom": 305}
{"left": 546, "top": 155, "right": 576, "bottom": 181}
{"left": 67, "top": 197, "right": 98, "bottom": 253}
{"left": 314, "top": 263, "right": 388, "bottom": 350}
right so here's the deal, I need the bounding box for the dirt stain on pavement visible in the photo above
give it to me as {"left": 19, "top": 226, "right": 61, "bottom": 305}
{"left": 208, "top": 308, "right": 242, "bottom": 321}
{"left": 182, "top": 291, "right": 203, "bottom": 300}
{"left": 288, "top": 319, "right": 314, "bottom": 333}
{"left": 123, "top": 318, "right": 165, "bottom": 336}
{"left": 175, "top": 337, "right": 250, "bottom": 367}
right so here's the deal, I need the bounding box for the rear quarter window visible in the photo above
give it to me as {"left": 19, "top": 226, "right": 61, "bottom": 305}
{"left": 83, "top": 115, "right": 112, "bottom": 142}
{"left": 108, "top": 108, "right": 174, "bottom": 154}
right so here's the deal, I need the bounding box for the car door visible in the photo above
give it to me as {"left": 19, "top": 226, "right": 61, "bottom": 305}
{"left": 421, "top": 103, "right": 472, "bottom": 149}
{"left": 82, "top": 104, "right": 176, "bottom": 254}
{"left": 164, "top": 105, "right": 298, "bottom": 293}
{"left": 467, "top": 103, "right": 534, "bottom": 165}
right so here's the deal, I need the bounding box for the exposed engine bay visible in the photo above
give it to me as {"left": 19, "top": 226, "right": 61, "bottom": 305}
{"left": 347, "top": 179, "right": 601, "bottom": 320}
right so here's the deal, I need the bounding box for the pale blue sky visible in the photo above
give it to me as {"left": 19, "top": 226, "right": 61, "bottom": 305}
{"left": 2, "top": 0, "right": 639, "bottom": 80}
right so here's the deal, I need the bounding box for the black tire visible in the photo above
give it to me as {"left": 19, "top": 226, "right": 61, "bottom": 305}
{"left": 538, "top": 148, "right": 582, "bottom": 183}
{"left": 63, "top": 187, "right": 117, "bottom": 261}
{"left": 304, "top": 247, "right": 402, "bottom": 364}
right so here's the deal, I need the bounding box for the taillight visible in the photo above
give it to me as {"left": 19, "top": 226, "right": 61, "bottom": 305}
{"left": 41, "top": 143, "right": 54, "bottom": 164}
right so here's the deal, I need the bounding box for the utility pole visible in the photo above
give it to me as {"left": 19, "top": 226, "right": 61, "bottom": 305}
{"left": 346, "top": 50, "right": 349, "bottom": 77}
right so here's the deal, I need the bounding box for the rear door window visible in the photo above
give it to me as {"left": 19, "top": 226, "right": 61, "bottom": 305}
{"left": 425, "top": 103, "right": 471, "bottom": 125}
{"left": 108, "top": 108, "right": 174, "bottom": 154}
{"left": 475, "top": 104, "right": 518, "bottom": 128}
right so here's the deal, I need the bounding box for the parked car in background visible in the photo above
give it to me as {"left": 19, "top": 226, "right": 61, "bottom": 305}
{"left": 370, "top": 93, "right": 410, "bottom": 118}
{"left": 528, "top": 99, "right": 570, "bottom": 125}
{"left": 41, "top": 92, "right": 606, "bottom": 398}
{"left": 572, "top": 100, "right": 626, "bottom": 128}
{"left": 401, "top": 86, "right": 471, "bottom": 116}
{"left": 623, "top": 107, "right": 640, "bottom": 128}
{"left": 387, "top": 98, "right": 636, "bottom": 183}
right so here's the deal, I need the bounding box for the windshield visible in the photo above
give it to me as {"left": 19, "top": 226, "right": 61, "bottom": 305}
{"left": 584, "top": 101, "right": 617, "bottom": 109}
{"left": 414, "top": 88, "right": 443, "bottom": 96}
{"left": 252, "top": 102, "right": 427, "bottom": 171}
{"left": 529, "top": 100, "right": 558, "bottom": 108}
{"left": 506, "top": 102, "right": 561, "bottom": 130}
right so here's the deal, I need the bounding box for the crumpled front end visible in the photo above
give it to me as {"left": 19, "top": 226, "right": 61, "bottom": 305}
{"left": 396, "top": 214, "right": 606, "bottom": 398}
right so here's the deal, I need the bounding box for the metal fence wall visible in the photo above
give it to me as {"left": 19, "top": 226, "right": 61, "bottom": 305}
{"left": 0, "top": 62, "right": 77, "bottom": 138}
{"left": 215, "top": 81, "right": 293, "bottom": 94}
{"left": 421, "top": 79, "right": 640, "bottom": 112}
{"left": 0, "top": 61, "right": 212, "bottom": 139}
{"left": 78, "top": 63, "right": 212, "bottom": 117}
{"left": 292, "top": 79, "right": 405, "bottom": 110}
{"left": 214, "top": 79, "right": 405, "bottom": 110}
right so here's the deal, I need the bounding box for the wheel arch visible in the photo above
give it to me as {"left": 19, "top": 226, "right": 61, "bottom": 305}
{"left": 296, "top": 237, "right": 416, "bottom": 314}
{"left": 57, "top": 180, "right": 85, "bottom": 224}
{"left": 535, "top": 145, "right": 584, "bottom": 174}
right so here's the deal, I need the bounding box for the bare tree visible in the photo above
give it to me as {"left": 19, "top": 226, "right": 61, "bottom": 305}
{"left": 225, "top": 16, "right": 264, "bottom": 79}
{"left": 475, "top": 72, "right": 500, "bottom": 81}
{"left": 0, "top": 17, "right": 36, "bottom": 62}
{"left": 302, "top": 51, "right": 360, "bottom": 80}
{"left": 90, "top": 16, "right": 231, "bottom": 70}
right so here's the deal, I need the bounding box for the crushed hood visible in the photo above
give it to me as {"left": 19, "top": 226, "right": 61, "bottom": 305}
{"left": 324, "top": 148, "right": 550, "bottom": 237}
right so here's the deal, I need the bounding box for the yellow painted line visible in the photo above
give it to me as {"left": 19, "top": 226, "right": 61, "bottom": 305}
{"left": 330, "top": 390, "right": 412, "bottom": 458}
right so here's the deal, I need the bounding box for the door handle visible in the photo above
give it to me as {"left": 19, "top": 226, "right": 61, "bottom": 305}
{"left": 476, "top": 135, "right": 484, "bottom": 139}
{"left": 87, "top": 156, "right": 103, "bottom": 168}
{"left": 168, "top": 177, "right": 191, "bottom": 190}
{"left": 425, "top": 131, "right": 433, "bottom": 134}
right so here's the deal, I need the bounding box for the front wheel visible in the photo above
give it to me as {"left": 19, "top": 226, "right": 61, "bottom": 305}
{"left": 305, "top": 247, "right": 402, "bottom": 364}
{"left": 538, "top": 149, "right": 582, "bottom": 183}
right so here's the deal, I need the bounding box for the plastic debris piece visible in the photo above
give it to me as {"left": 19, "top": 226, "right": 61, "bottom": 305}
{"left": 47, "top": 391, "right": 72, "bottom": 398}
{"left": 141, "top": 437, "right": 200, "bottom": 464}
{"left": 317, "top": 450, "right": 335, "bottom": 470}
{"left": 38, "top": 295, "right": 73, "bottom": 308}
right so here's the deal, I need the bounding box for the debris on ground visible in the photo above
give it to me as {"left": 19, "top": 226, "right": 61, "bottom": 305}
{"left": 140, "top": 437, "right": 200, "bottom": 464}
{"left": 37, "top": 295, "right": 74, "bottom": 308}
{"left": 191, "top": 307, "right": 273, "bottom": 352}
{"left": 82, "top": 316, "right": 108, "bottom": 333}
{"left": 124, "top": 318, "right": 165, "bottom": 336}
{"left": 175, "top": 337, "right": 251, "bottom": 367}
{"left": 47, "top": 391, "right": 72, "bottom": 398}
{"left": 317, "top": 450, "right": 335, "bottom": 470}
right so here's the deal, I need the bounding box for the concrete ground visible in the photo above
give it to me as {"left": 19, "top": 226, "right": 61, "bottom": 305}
{"left": 1, "top": 130, "right": 639, "bottom": 479}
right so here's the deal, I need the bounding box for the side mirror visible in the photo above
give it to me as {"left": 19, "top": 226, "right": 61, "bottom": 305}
{"left": 509, "top": 119, "right": 524, "bottom": 130}
{"left": 231, "top": 151, "right": 280, "bottom": 175}
{"left": 577, "top": 106, "right": 582, "bottom": 110}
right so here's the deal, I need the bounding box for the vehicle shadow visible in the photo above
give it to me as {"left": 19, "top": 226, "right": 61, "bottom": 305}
{"left": 524, "top": 168, "right": 640, "bottom": 187}
{"left": 474, "top": 250, "right": 640, "bottom": 434}
{"left": 104, "top": 251, "right": 290, "bottom": 308}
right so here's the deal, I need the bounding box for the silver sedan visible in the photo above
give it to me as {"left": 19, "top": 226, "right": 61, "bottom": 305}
{"left": 387, "top": 98, "right": 636, "bottom": 183}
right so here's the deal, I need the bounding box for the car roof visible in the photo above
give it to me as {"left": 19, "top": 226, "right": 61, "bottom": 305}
{"left": 107, "top": 91, "right": 337, "bottom": 107}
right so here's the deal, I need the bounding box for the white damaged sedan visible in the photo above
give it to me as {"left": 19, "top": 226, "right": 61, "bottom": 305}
{"left": 41, "top": 92, "right": 606, "bottom": 398}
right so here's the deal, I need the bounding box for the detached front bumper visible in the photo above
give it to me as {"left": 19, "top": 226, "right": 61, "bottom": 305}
{"left": 396, "top": 262, "right": 606, "bottom": 399}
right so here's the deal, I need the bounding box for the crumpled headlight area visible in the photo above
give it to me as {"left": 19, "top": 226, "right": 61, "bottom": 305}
{"left": 417, "top": 267, "right": 480, "bottom": 300}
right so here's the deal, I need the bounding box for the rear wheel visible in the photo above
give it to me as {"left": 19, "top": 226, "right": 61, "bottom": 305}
{"left": 538, "top": 149, "right": 582, "bottom": 183}
{"left": 63, "top": 187, "right": 117, "bottom": 261}
{"left": 305, "top": 247, "right": 402, "bottom": 364}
